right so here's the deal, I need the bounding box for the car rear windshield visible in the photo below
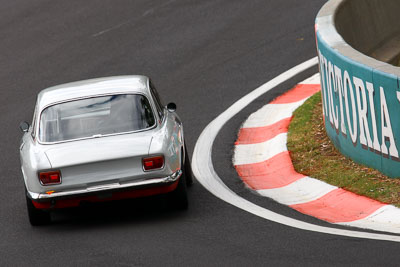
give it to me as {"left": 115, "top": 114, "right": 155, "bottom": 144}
{"left": 39, "top": 94, "right": 156, "bottom": 143}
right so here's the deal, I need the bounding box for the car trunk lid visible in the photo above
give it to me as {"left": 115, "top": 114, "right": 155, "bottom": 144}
{"left": 43, "top": 133, "right": 153, "bottom": 187}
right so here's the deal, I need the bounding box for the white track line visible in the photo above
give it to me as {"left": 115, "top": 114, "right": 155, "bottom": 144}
{"left": 192, "top": 57, "right": 400, "bottom": 242}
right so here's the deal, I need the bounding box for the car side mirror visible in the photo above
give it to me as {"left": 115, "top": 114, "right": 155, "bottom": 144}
{"left": 19, "top": 121, "right": 30, "bottom": 133}
{"left": 166, "top": 102, "right": 177, "bottom": 112}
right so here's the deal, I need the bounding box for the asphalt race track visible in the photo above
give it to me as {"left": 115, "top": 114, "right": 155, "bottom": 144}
{"left": 2, "top": 0, "right": 400, "bottom": 266}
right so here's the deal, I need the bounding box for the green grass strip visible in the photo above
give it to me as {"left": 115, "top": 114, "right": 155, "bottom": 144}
{"left": 287, "top": 92, "right": 400, "bottom": 207}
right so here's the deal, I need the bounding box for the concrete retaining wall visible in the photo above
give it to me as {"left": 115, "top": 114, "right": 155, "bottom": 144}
{"left": 335, "top": 0, "right": 400, "bottom": 60}
{"left": 315, "top": 0, "right": 400, "bottom": 177}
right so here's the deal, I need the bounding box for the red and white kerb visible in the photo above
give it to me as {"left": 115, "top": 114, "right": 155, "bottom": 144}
{"left": 233, "top": 74, "right": 400, "bottom": 233}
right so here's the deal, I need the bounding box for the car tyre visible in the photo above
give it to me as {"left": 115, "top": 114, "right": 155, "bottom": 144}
{"left": 170, "top": 175, "right": 188, "bottom": 210}
{"left": 184, "top": 144, "right": 194, "bottom": 187}
{"left": 169, "top": 156, "right": 189, "bottom": 210}
{"left": 26, "top": 193, "right": 51, "bottom": 226}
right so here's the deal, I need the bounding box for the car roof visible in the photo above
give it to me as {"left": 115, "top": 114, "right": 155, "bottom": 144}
{"left": 37, "top": 75, "right": 150, "bottom": 112}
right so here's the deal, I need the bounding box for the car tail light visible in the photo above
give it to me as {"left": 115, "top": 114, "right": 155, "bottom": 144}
{"left": 143, "top": 156, "right": 164, "bottom": 171}
{"left": 39, "top": 170, "right": 61, "bottom": 185}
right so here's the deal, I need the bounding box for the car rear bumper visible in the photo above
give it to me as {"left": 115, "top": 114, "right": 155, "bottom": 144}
{"left": 27, "top": 170, "right": 182, "bottom": 209}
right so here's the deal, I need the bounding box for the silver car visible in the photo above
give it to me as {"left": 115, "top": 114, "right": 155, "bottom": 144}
{"left": 19, "top": 76, "right": 192, "bottom": 225}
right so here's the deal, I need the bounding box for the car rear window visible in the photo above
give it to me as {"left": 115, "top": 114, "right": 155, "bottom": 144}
{"left": 39, "top": 94, "right": 155, "bottom": 143}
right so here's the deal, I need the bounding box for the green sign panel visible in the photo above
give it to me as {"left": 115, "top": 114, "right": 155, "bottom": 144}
{"left": 316, "top": 31, "right": 400, "bottom": 177}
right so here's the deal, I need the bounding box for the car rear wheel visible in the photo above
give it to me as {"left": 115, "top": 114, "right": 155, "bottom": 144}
{"left": 168, "top": 156, "right": 189, "bottom": 210}
{"left": 169, "top": 175, "right": 188, "bottom": 210}
{"left": 184, "top": 143, "right": 194, "bottom": 187}
{"left": 26, "top": 193, "right": 51, "bottom": 226}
